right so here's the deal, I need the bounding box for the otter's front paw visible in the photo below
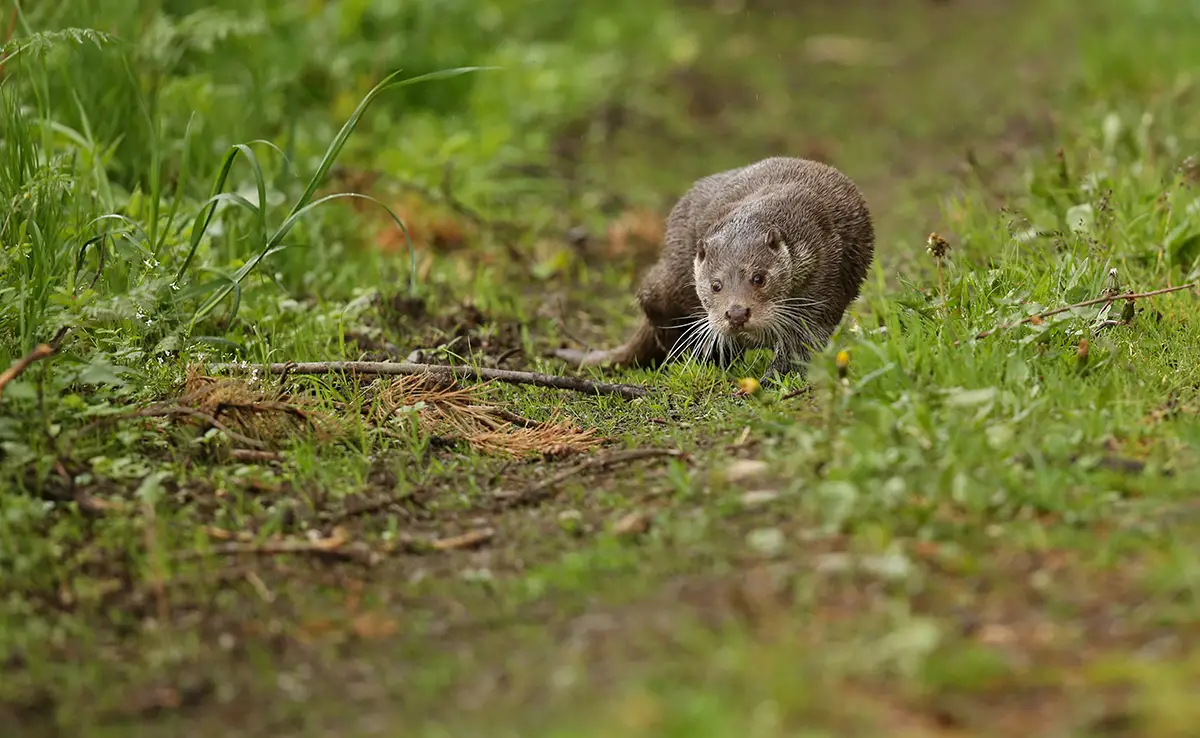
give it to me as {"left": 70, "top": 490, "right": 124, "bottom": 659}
{"left": 760, "top": 355, "right": 792, "bottom": 384}
{"left": 705, "top": 345, "right": 746, "bottom": 369}
{"left": 760, "top": 353, "right": 809, "bottom": 390}
{"left": 552, "top": 347, "right": 618, "bottom": 368}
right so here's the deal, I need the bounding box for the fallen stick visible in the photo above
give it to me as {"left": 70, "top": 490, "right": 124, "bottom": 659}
{"left": 0, "top": 327, "right": 70, "bottom": 401}
{"left": 495, "top": 447, "right": 688, "bottom": 506}
{"left": 228, "top": 449, "right": 283, "bottom": 463}
{"left": 144, "top": 406, "right": 272, "bottom": 449}
{"left": 0, "top": 5, "right": 17, "bottom": 79}
{"left": 973, "top": 283, "right": 1194, "bottom": 340}
{"left": 51, "top": 459, "right": 125, "bottom": 514}
{"left": 431, "top": 528, "right": 495, "bottom": 551}
{"left": 210, "top": 360, "right": 651, "bottom": 400}
{"left": 73, "top": 404, "right": 271, "bottom": 450}
{"left": 177, "top": 539, "right": 379, "bottom": 565}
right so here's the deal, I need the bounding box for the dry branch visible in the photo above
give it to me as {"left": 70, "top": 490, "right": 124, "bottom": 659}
{"left": 145, "top": 406, "right": 271, "bottom": 449}
{"left": 973, "top": 283, "right": 1194, "bottom": 340}
{"left": 74, "top": 404, "right": 271, "bottom": 449}
{"left": 180, "top": 369, "right": 342, "bottom": 443}
{"left": 209, "top": 360, "right": 650, "bottom": 400}
{"left": 51, "top": 458, "right": 125, "bottom": 514}
{"left": 0, "top": 4, "right": 17, "bottom": 79}
{"left": 495, "top": 447, "right": 689, "bottom": 506}
{"left": 0, "top": 327, "right": 70, "bottom": 401}
{"left": 178, "top": 537, "right": 379, "bottom": 566}
{"left": 431, "top": 528, "right": 495, "bottom": 551}
{"left": 228, "top": 449, "right": 283, "bottom": 463}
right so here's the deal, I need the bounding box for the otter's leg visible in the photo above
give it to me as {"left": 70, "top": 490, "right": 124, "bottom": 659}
{"left": 759, "top": 313, "right": 837, "bottom": 386}
{"left": 700, "top": 340, "right": 746, "bottom": 369}
{"left": 760, "top": 328, "right": 829, "bottom": 386}
{"left": 760, "top": 344, "right": 807, "bottom": 385}
{"left": 553, "top": 318, "right": 670, "bottom": 369}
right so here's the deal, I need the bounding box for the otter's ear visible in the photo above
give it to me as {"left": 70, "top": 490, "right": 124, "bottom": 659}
{"left": 763, "top": 227, "right": 786, "bottom": 251}
{"left": 696, "top": 239, "right": 707, "bottom": 261}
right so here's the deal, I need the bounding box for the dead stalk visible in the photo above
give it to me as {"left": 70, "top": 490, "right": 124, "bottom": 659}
{"left": 210, "top": 360, "right": 651, "bottom": 400}
{"left": 177, "top": 539, "right": 379, "bottom": 566}
{"left": 972, "top": 283, "right": 1194, "bottom": 341}
{"left": 495, "top": 448, "right": 688, "bottom": 506}
{"left": 0, "top": 327, "right": 69, "bottom": 401}
{"left": 74, "top": 405, "right": 271, "bottom": 449}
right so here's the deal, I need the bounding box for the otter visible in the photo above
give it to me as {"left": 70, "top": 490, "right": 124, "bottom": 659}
{"left": 554, "top": 156, "right": 875, "bottom": 384}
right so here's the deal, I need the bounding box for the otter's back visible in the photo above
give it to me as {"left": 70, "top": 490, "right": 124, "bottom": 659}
{"left": 674, "top": 157, "right": 869, "bottom": 247}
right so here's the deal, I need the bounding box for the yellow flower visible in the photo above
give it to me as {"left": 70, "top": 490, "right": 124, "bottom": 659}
{"left": 736, "top": 377, "right": 762, "bottom": 395}
{"left": 835, "top": 350, "right": 850, "bottom": 380}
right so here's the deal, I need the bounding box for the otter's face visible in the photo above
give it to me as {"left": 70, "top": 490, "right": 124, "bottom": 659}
{"left": 693, "top": 224, "right": 796, "bottom": 342}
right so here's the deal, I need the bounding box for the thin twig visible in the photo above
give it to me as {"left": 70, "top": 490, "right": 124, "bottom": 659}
{"left": 495, "top": 448, "right": 688, "bottom": 506}
{"left": 151, "top": 406, "right": 271, "bottom": 449}
{"left": 431, "top": 528, "right": 495, "bottom": 551}
{"left": 228, "top": 449, "right": 283, "bottom": 463}
{"left": 73, "top": 404, "right": 271, "bottom": 449}
{"left": 177, "top": 539, "right": 379, "bottom": 566}
{"left": 404, "top": 168, "right": 522, "bottom": 237}
{"left": 328, "top": 497, "right": 404, "bottom": 523}
{"left": 142, "top": 496, "right": 170, "bottom": 624}
{"left": 274, "top": 360, "right": 298, "bottom": 397}
{"left": 0, "top": 4, "right": 18, "bottom": 79}
{"left": 0, "top": 327, "right": 69, "bottom": 401}
{"left": 244, "top": 570, "right": 276, "bottom": 603}
{"left": 488, "top": 407, "right": 542, "bottom": 429}
{"left": 973, "top": 283, "right": 1194, "bottom": 340}
{"left": 780, "top": 383, "right": 814, "bottom": 401}
{"left": 210, "top": 361, "right": 651, "bottom": 400}
{"left": 212, "top": 399, "right": 312, "bottom": 426}
{"left": 52, "top": 458, "right": 124, "bottom": 514}
{"left": 493, "top": 347, "right": 523, "bottom": 367}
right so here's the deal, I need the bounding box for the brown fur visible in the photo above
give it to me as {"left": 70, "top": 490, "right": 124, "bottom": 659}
{"left": 555, "top": 157, "right": 875, "bottom": 382}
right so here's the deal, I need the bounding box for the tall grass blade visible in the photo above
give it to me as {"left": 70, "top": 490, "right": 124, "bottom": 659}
{"left": 185, "top": 65, "right": 493, "bottom": 325}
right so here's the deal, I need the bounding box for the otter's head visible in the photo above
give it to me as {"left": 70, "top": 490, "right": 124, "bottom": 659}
{"left": 693, "top": 222, "right": 800, "bottom": 342}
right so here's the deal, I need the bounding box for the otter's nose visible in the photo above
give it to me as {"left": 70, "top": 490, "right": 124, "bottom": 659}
{"left": 725, "top": 304, "right": 750, "bottom": 328}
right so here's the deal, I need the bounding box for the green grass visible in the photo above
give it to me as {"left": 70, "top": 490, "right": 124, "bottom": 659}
{"left": 3, "top": 0, "right": 1200, "bottom": 735}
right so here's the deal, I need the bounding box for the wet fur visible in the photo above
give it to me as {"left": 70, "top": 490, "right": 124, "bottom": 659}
{"left": 555, "top": 157, "right": 874, "bottom": 382}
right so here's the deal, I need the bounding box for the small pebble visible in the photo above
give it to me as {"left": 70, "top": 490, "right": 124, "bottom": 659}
{"left": 740, "top": 490, "right": 779, "bottom": 507}
{"left": 614, "top": 511, "right": 651, "bottom": 537}
{"left": 746, "top": 527, "right": 785, "bottom": 557}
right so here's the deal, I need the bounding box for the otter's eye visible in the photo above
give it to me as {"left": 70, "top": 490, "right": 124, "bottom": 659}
{"left": 710, "top": 279, "right": 722, "bottom": 293}
{"left": 750, "top": 272, "right": 765, "bottom": 287}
